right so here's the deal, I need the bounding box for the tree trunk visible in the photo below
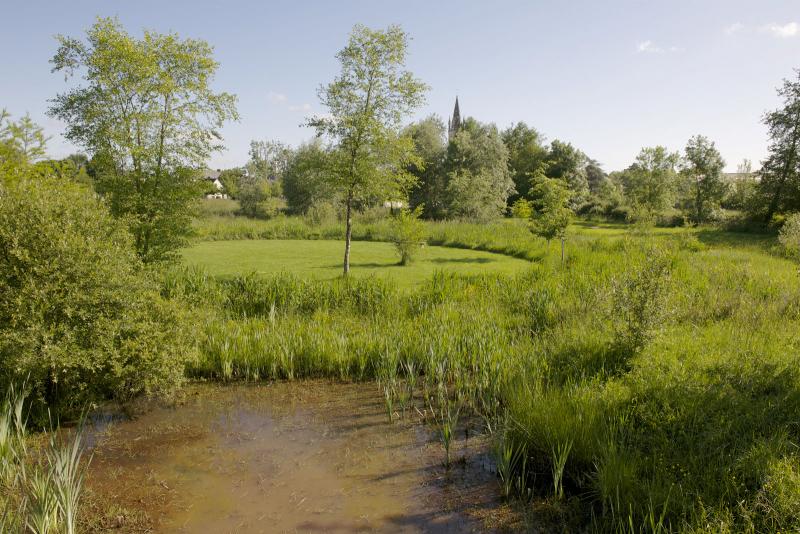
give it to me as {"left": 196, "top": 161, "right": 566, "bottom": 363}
{"left": 343, "top": 192, "right": 353, "bottom": 276}
{"left": 561, "top": 237, "right": 565, "bottom": 265}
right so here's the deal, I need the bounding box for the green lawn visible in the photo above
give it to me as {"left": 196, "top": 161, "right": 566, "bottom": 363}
{"left": 182, "top": 239, "right": 531, "bottom": 287}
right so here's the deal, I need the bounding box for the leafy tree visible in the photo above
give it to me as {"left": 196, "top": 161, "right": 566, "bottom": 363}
{"left": 2, "top": 112, "right": 49, "bottom": 162}
{"left": 756, "top": 70, "right": 800, "bottom": 221}
{"left": 218, "top": 167, "right": 245, "bottom": 198}
{"left": 246, "top": 139, "right": 292, "bottom": 182}
{"left": 1, "top": 110, "right": 48, "bottom": 177}
{"left": 621, "top": 146, "right": 680, "bottom": 222}
{"left": 48, "top": 17, "right": 239, "bottom": 262}
{"left": 309, "top": 24, "right": 427, "bottom": 274}
{"left": 502, "top": 122, "right": 548, "bottom": 203}
{"left": 405, "top": 115, "right": 447, "bottom": 218}
{"left": 529, "top": 174, "right": 573, "bottom": 264}
{"left": 443, "top": 118, "right": 514, "bottom": 220}
{"left": 239, "top": 140, "right": 289, "bottom": 218}
{"left": 585, "top": 158, "right": 607, "bottom": 193}
{"left": 545, "top": 139, "right": 589, "bottom": 205}
{"left": 0, "top": 171, "right": 195, "bottom": 417}
{"left": 282, "top": 139, "right": 335, "bottom": 215}
{"left": 683, "top": 135, "right": 726, "bottom": 222}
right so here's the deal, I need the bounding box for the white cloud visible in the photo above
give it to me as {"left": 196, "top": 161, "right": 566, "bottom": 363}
{"left": 725, "top": 22, "right": 744, "bottom": 35}
{"left": 761, "top": 22, "right": 799, "bottom": 38}
{"left": 288, "top": 103, "right": 312, "bottom": 113}
{"left": 267, "top": 91, "right": 288, "bottom": 104}
{"left": 636, "top": 40, "right": 681, "bottom": 54}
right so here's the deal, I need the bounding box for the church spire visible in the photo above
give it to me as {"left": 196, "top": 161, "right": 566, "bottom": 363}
{"left": 448, "top": 97, "right": 461, "bottom": 140}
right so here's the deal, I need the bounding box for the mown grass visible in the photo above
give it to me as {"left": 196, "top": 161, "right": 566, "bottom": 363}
{"left": 181, "top": 239, "right": 531, "bottom": 288}
{"left": 171, "top": 213, "right": 800, "bottom": 532}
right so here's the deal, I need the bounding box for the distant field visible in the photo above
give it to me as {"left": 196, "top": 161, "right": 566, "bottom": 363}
{"left": 182, "top": 239, "right": 531, "bottom": 287}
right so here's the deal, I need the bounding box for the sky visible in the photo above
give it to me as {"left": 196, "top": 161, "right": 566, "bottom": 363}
{"left": 2, "top": 0, "right": 800, "bottom": 172}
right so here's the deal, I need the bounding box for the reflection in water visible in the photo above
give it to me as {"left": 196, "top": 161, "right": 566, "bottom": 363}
{"left": 85, "top": 381, "right": 496, "bottom": 533}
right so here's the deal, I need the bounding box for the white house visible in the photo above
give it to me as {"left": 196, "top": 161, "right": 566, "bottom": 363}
{"left": 201, "top": 169, "right": 228, "bottom": 199}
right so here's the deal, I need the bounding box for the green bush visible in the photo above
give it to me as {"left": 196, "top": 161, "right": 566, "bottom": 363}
{"left": 0, "top": 177, "right": 195, "bottom": 418}
{"left": 390, "top": 206, "right": 427, "bottom": 265}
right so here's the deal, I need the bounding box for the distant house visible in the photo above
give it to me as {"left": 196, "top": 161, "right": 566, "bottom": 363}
{"left": 201, "top": 169, "right": 228, "bottom": 199}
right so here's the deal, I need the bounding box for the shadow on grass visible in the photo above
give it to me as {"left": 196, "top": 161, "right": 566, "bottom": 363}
{"left": 428, "top": 257, "right": 496, "bottom": 265}
{"left": 694, "top": 228, "right": 776, "bottom": 251}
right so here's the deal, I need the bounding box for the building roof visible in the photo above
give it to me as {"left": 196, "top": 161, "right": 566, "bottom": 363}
{"left": 201, "top": 169, "right": 222, "bottom": 181}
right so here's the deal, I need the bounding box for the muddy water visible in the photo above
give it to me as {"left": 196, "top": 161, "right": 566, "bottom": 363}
{"left": 85, "top": 381, "right": 502, "bottom": 533}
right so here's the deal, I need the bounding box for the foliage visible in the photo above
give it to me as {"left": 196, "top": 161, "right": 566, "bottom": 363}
{"left": 511, "top": 198, "right": 533, "bottom": 219}
{"left": 309, "top": 23, "right": 427, "bottom": 274}
{"left": 682, "top": 135, "right": 726, "bottom": 223}
{"left": 0, "top": 110, "right": 48, "bottom": 164}
{"left": 443, "top": 118, "right": 514, "bottom": 220}
{"left": 390, "top": 206, "right": 427, "bottom": 265}
{"left": 545, "top": 139, "right": 589, "bottom": 206}
{"left": 1, "top": 388, "right": 89, "bottom": 534}
{"left": 0, "top": 175, "right": 195, "bottom": 417}
{"left": 621, "top": 146, "right": 680, "bottom": 221}
{"left": 611, "top": 245, "right": 673, "bottom": 358}
{"left": 529, "top": 175, "right": 572, "bottom": 242}
{"left": 405, "top": 115, "right": 447, "bottom": 218}
{"left": 282, "top": 139, "right": 336, "bottom": 215}
{"left": 778, "top": 212, "right": 800, "bottom": 263}
{"left": 48, "top": 17, "right": 239, "bottom": 262}
{"left": 502, "top": 121, "right": 548, "bottom": 203}
{"left": 754, "top": 69, "right": 800, "bottom": 221}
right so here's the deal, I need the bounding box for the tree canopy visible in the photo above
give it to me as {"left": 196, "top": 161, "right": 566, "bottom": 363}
{"left": 309, "top": 24, "right": 427, "bottom": 274}
{"left": 48, "top": 17, "right": 239, "bottom": 262}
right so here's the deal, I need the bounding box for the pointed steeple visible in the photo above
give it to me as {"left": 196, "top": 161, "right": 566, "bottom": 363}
{"left": 448, "top": 97, "right": 461, "bottom": 140}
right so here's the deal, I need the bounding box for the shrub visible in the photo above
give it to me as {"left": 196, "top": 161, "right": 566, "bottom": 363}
{"left": 390, "top": 206, "right": 427, "bottom": 265}
{"left": 0, "top": 177, "right": 195, "bottom": 418}
{"left": 611, "top": 246, "right": 673, "bottom": 358}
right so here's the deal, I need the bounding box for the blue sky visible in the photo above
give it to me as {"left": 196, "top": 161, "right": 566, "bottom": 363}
{"left": 2, "top": 0, "right": 799, "bottom": 171}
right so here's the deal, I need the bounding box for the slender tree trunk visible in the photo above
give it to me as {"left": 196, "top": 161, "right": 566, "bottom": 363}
{"left": 560, "top": 237, "right": 565, "bottom": 265}
{"left": 343, "top": 191, "right": 353, "bottom": 276}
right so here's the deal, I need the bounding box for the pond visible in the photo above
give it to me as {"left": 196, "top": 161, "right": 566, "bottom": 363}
{"left": 84, "top": 381, "right": 509, "bottom": 533}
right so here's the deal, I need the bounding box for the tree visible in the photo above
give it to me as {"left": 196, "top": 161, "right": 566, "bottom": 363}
{"left": 282, "top": 139, "right": 335, "bottom": 215}
{"left": 239, "top": 140, "right": 290, "bottom": 218}
{"left": 443, "top": 118, "right": 514, "bottom": 220}
{"left": 756, "top": 70, "right": 800, "bottom": 222}
{"left": 1, "top": 110, "right": 49, "bottom": 177}
{"left": 218, "top": 167, "right": 245, "bottom": 198}
{"left": 545, "top": 139, "right": 589, "bottom": 206}
{"left": 683, "top": 135, "right": 726, "bottom": 223}
{"left": 621, "top": 146, "right": 680, "bottom": 222}
{"left": 405, "top": 115, "right": 447, "bottom": 218}
{"left": 309, "top": 24, "right": 427, "bottom": 275}
{"left": 530, "top": 174, "right": 573, "bottom": 264}
{"left": 585, "top": 158, "right": 607, "bottom": 194}
{"left": 502, "top": 122, "right": 548, "bottom": 203}
{"left": 4, "top": 112, "right": 49, "bottom": 162}
{"left": 48, "top": 17, "right": 239, "bottom": 262}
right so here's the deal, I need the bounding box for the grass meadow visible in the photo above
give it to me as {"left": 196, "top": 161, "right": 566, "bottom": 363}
{"left": 160, "top": 204, "right": 800, "bottom": 532}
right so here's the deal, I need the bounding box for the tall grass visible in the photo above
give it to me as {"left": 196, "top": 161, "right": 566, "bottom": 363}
{"left": 0, "top": 388, "right": 89, "bottom": 533}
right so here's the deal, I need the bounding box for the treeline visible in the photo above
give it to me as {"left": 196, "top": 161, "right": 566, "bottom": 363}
{"left": 222, "top": 69, "right": 800, "bottom": 229}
